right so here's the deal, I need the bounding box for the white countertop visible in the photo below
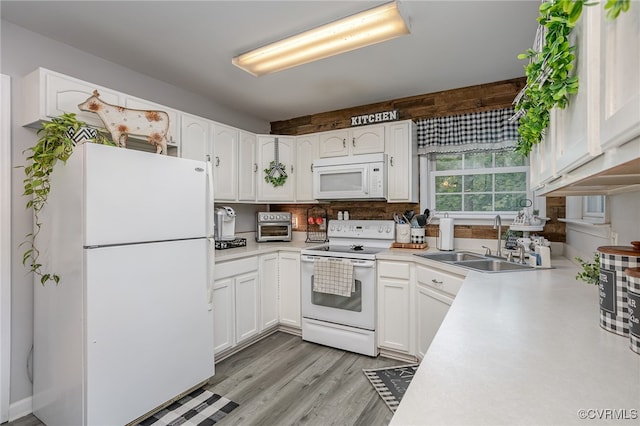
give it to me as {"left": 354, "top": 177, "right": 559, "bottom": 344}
{"left": 390, "top": 257, "right": 640, "bottom": 425}
{"left": 212, "top": 232, "right": 322, "bottom": 261}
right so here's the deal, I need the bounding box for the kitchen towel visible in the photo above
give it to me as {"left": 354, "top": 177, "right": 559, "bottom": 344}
{"left": 313, "top": 257, "right": 355, "bottom": 297}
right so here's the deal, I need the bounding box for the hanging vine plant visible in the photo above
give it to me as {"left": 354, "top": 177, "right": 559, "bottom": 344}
{"left": 20, "top": 113, "right": 113, "bottom": 285}
{"left": 513, "top": 0, "right": 631, "bottom": 156}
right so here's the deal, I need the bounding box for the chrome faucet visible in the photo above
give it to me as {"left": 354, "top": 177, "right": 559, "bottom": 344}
{"left": 493, "top": 215, "right": 502, "bottom": 258}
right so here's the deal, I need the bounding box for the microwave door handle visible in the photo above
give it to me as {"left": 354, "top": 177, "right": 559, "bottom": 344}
{"left": 363, "top": 167, "right": 369, "bottom": 195}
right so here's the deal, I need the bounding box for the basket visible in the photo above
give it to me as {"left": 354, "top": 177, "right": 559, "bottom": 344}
{"left": 305, "top": 207, "right": 328, "bottom": 243}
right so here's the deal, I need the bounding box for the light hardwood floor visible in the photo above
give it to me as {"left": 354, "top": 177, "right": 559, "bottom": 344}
{"left": 8, "top": 332, "right": 401, "bottom": 426}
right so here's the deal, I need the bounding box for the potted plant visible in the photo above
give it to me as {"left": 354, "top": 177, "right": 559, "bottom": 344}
{"left": 20, "top": 113, "right": 112, "bottom": 285}
{"left": 575, "top": 252, "right": 600, "bottom": 285}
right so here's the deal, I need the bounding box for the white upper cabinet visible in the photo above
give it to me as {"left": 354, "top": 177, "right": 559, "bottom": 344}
{"left": 599, "top": 4, "right": 640, "bottom": 151}
{"left": 238, "top": 130, "right": 258, "bottom": 202}
{"left": 257, "top": 135, "right": 296, "bottom": 202}
{"left": 21, "top": 68, "right": 123, "bottom": 129}
{"left": 385, "top": 120, "right": 418, "bottom": 203}
{"left": 180, "top": 113, "right": 210, "bottom": 161}
{"left": 532, "top": 4, "right": 640, "bottom": 196}
{"left": 211, "top": 123, "right": 239, "bottom": 202}
{"left": 318, "top": 125, "right": 385, "bottom": 158}
{"left": 295, "top": 134, "right": 319, "bottom": 202}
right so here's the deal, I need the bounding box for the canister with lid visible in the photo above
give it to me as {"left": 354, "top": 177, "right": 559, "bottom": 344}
{"left": 597, "top": 241, "right": 640, "bottom": 336}
{"left": 625, "top": 267, "right": 640, "bottom": 354}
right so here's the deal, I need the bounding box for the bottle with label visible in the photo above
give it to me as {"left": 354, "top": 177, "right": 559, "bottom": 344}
{"left": 343, "top": 211, "right": 349, "bottom": 220}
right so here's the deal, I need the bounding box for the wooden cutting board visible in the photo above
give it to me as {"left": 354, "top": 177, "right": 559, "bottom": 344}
{"left": 391, "top": 242, "right": 428, "bottom": 249}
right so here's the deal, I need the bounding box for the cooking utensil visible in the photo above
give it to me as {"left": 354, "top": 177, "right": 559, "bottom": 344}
{"left": 415, "top": 214, "right": 427, "bottom": 227}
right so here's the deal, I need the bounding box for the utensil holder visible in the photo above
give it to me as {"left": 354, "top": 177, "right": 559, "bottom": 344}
{"left": 410, "top": 227, "right": 425, "bottom": 244}
{"left": 396, "top": 224, "right": 411, "bottom": 243}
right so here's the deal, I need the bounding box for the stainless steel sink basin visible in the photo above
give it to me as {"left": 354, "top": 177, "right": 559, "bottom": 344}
{"left": 415, "top": 251, "right": 487, "bottom": 262}
{"left": 453, "top": 259, "right": 535, "bottom": 272}
{"left": 414, "top": 250, "right": 537, "bottom": 273}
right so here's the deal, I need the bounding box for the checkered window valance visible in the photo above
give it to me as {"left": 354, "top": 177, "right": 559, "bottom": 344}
{"left": 416, "top": 107, "right": 519, "bottom": 154}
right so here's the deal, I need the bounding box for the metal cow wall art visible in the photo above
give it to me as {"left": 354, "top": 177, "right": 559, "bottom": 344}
{"left": 78, "top": 90, "right": 170, "bottom": 154}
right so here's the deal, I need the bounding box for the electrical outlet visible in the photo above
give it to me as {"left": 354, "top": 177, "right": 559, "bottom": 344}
{"left": 611, "top": 231, "right": 619, "bottom": 245}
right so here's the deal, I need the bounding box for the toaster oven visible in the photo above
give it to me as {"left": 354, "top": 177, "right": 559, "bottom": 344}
{"left": 256, "top": 212, "right": 292, "bottom": 242}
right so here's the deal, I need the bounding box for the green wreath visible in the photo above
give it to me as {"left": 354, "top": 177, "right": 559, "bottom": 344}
{"left": 264, "top": 161, "right": 288, "bottom": 187}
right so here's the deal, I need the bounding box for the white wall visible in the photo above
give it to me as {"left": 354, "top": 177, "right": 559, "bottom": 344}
{"left": 565, "top": 192, "right": 640, "bottom": 264}
{"left": 1, "top": 20, "right": 270, "bottom": 407}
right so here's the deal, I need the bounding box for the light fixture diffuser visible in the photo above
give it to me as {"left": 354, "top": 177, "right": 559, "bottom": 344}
{"left": 232, "top": 1, "right": 410, "bottom": 77}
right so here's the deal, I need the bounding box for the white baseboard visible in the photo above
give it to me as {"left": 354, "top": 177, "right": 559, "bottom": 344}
{"left": 8, "top": 396, "right": 32, "bottom": 422}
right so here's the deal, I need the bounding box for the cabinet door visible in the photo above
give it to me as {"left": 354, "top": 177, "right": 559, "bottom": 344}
{"left": 554, "top": 7, "right": 599, "bottom": 175}
{"left": 124, "top": 96, "right": 180, "bottom": 148}
{"left": 212, "top": 277, "right": 235, "bottom": 354}
{"left": 318, "top": 129, "right": 350, "bottom": 158}
{"left": 235, "top": 271, "right": 260, "bottom": 343}
{"left": 212, "top": 123, "right": 238, "bottom": 201}
{"left": 34, "top": 70, "right": 123, "bottom": 129}
{"left": 295, "top": 134, "right": 319, "bottom": 202}
{"left": 180, "top": 113, "right": 210, "bottom": 161}
{"left": 238, "top": 130, "right": 257, "bottom": 201}
{"left": 279, "top": 252, "right": 301, "bottom": 328}
{"left": 386, "top": 121, "right": 418, "bottom": 202}
{"left": 257, "top": 135, "right": 295, "bottom": 201}
{"left": 416, "top": 283, "right": 453, "bottom": 359}
{"left": 378, "top": 272, "right": 412, "bottom": 353}
{"left": 351, "top": 125, "right": 385, "bottom": 155}
{"left": 599, "top": 4, "right": 640, "bottom": 150}
{"left": 259, "top": 253, "right": 279, "bottom": 330}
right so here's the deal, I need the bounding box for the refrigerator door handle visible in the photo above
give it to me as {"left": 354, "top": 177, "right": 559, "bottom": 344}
{"left": 207, "top": 237, "right": 215, "bottom": 311}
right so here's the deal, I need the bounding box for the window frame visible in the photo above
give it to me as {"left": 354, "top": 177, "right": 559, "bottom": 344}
{"left": 422, "top": 151, "right": 532, "bottom": 221}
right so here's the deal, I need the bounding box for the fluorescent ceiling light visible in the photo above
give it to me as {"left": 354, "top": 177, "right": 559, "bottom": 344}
{"left": 232, "top": 1, "right": 410, "bottom": 77}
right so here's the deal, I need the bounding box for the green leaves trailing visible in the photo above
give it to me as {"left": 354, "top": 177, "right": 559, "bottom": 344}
{"left": 514, "top": 0, "right": 630, "bottom": 156}
{"left": 20, "top": 113, "right": 112, "bottom": 285}
{"left": 575, "top": 252, "right": 601, "bottom": 285}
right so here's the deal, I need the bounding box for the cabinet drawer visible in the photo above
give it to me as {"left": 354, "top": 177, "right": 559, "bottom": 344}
{"left": 214, "top": 256, "right": 258, "bottom": 280}
{"left": 378, "top": 261, "right": 410, "bottom": 279}
{"left": 416, "top": 266, "right": 462, "bottom": 296}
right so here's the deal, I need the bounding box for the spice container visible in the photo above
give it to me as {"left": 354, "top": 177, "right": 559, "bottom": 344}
{"left": 625, "top": 267, "right": 640, "bottom": 355}
{"left": 597, "top": 241, "right": 640, "bottom": 336}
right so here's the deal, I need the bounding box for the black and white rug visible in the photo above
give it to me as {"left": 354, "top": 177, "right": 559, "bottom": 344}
{"left": 363, "top": 364, "right": 419, "bottom": 412}
{"left": 139, "top": 388, "right": 239, "bottom": 426}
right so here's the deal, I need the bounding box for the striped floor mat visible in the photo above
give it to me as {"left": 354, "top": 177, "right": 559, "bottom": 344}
{"left": 139, "top": 388, "right": 239, "bottom": 426}
{"left": 363, "top": 364, "right": 419, "bottom": 412}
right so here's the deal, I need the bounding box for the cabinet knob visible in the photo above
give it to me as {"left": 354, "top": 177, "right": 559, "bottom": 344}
{"left": 352, "top": 137, "right": 356, "bottom": 147}
{"left": 390, "top": 156, "right": 394, "bottom": 167}
{"left": 431, "top": 279, "right": 443, "bottom": 287}
{"left": 215, "top": 156, "right": 220, "bottom": 167}
{"left": 342, "top": 138, "right": 346, "bottom": 148}
{"left": 291, "top": 165, "right": 294, "bottom": 173}
{"left": 310, "top": 164, "right": 314, "bottom": 172}
{"left": 253, "top": 163, "right": 258, "bottom": 172}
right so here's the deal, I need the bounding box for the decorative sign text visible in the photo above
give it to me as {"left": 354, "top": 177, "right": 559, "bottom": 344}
{"left": 599, "top": 269, "right": 616, "bottom": 314}
{"left": 351, "top": 110, "right": 399, "bottom": 126}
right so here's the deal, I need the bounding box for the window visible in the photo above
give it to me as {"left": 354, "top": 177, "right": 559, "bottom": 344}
{"left": 424, "top": 151, "right": 530, "bottom": 218}
{"left": 582, "top": 195, "right": 606, "bottom": 223}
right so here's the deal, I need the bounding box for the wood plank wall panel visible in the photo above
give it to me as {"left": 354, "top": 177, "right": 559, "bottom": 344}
{"left": 269, "top": 77, "right": 566, "bottom": 243}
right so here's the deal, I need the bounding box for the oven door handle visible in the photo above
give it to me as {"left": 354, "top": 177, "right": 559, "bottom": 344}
{"left": 301, "top": 255, "right": 375, "bottom": 267}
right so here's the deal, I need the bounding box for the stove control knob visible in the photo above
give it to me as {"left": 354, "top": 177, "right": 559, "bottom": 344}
{"left": 385, "top": 226, "right": 392, "bottom": 233}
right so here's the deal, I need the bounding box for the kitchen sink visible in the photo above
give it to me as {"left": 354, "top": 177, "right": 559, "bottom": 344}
{"left": 415, "top": 251, "right": 487, "bottom": 262}
{"left": 414, "top": 250, "right": 537, "bottom": 273}
{"left": 452, "top": 259, "right": 534, "bottom": 272}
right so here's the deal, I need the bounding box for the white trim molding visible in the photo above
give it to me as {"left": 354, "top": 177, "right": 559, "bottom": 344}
{"left": 1, "top": 73, "right": 12, "bottom": 423}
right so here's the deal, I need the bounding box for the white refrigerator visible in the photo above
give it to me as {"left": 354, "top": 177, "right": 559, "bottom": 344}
{"left": 32, "top": 143, "right": 215, "bottom": 426}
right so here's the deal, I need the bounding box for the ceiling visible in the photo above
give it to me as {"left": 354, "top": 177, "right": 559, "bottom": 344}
{"left": 1, "top": 1, "right": 541, "bottom": 123}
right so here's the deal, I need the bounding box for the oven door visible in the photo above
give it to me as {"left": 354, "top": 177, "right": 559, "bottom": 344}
{"left": 256, "top": 222, "right": 291, "bottom": 242}
{"left": 300, "top": 255, "right": 376, "bottom": 330}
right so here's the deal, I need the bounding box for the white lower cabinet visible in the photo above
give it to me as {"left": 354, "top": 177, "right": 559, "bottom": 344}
{"left": 212, "top": 257, "right": 259, "bottom": 355}
{"left": 415, "top": 265, "right": 462, "bottom": 359}
{"left": 377, "top": 260, "right": 413, "bottom": 354}
{"left": 279, "top": 252, "right": 301, "bottom": 328}
{"left": 259, "top": 253, "right": 279, "bottom": 330}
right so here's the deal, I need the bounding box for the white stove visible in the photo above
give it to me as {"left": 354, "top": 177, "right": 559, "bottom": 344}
{"left": 301, "top": 220, "right": 395, "bottom": 260}
{"left": 300, "top": 220, "right": 395, "bottom": 356}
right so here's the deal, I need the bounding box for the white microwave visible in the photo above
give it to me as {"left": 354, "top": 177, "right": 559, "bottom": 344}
{"left": 312, "top": 153, "right": 387, "bottom": 200}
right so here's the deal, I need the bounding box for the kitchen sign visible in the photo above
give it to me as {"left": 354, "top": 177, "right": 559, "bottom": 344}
{"left": 351, "top": 110, "right": 399, "bottom": 126}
